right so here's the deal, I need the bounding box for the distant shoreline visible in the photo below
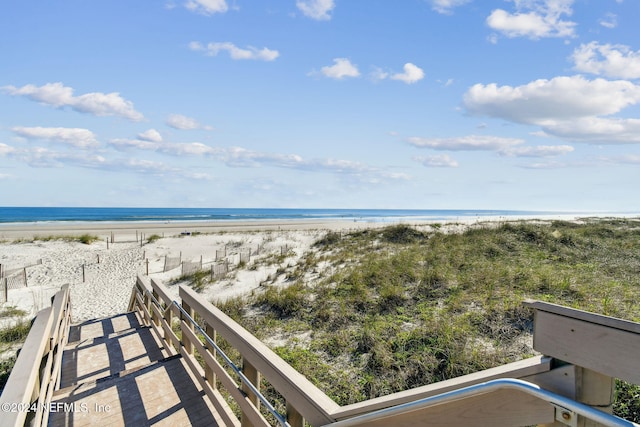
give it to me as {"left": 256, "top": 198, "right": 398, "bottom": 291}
{"left": 1, "top": 213, "right": 636, "bottom": 240}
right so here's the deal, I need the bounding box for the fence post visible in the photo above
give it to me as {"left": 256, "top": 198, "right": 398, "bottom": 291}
{"left": 106, "top": 238, "right": 109, "bottom": 249}
{"left": 23, "top": 268, "right": 27, "bottom": 287}
{"left": 97, "top": 254, "right": 100, "bottom": 264}
{"left": 146, "top": 258, "right": 149, "bottom": 275}
{"left": 0, "top": 263, "right": 3, "bottom": 278}
{"left": 82, "top": 264, "right": 85, "bottom": 283}
{"left": 3, "top": 278, "right": 7, "bottom": 302}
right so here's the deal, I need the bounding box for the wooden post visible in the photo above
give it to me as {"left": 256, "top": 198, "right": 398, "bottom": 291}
{"left": 204, "top": 324, "right": 216, "bottom": 389}
{"left": 97, "top": 254, "right": 100, "bottom": 264}
{"left": 82, "top": 264, "right": 85, "bottom": 283}
{"left": 106, "top": 238, "right": 109, "bottom": 249}
{"left": 576, "top": 368, "right": 615, "bottom": 427}
{"left": 286, "top": 402, "right": 304, "bottom": 427}
{"left": 136, "top": 230, "right": 138, "bottom": 242}
{"left": 145, "top": 258, "right": 149, "bottom": 275}
{"left": 23, "top": 268, "right": 27, "bottom": 287}
{"left": 165, "top": 302, "right": 174, "bottom": 351}
{"left": 241, "top": 359, "right": 260, "bottom": 427}
{"left": 3, "top": 278, "right": 7, "bottom": 302}
{"left": 181, "top": 301, "right": 193, "bottom": 354}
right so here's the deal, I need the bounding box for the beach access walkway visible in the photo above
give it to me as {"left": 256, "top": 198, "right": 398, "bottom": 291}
{"left": 1, "top": 275, "right": 639, "bottom": 427}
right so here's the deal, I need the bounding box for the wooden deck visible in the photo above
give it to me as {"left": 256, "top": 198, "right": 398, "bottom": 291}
{"left": 48, "top": 312, "right": 223, "bottom": 426}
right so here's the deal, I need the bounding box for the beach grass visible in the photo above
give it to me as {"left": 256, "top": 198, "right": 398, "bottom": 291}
{"left": 214, "top": 218, "right": 640, "bottom": 419}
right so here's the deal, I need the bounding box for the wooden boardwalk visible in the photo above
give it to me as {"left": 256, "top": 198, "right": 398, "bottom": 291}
{"left": 48, "top": 312, "right": 223, "bottom": 426}
{"left": 2, "top": 278, "right": 638, "bottom": 427}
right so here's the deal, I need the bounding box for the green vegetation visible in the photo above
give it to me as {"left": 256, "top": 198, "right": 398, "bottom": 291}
{"left": 174, "top": 269, "right": 211, "bottom": 293}
{"left": 215, "top": 219, "right": 640, "bottom": 420}
{"left": 0, "top": 316, "right": 31, "bottom": 393}
{"left": 19, "top": 234, "right": 100, "bottom": 244}
{"left": 147, "top": 234, "right": 162, "bottom": 243}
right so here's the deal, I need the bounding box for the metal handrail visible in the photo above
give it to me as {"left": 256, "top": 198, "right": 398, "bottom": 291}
{"left": 327, "top": 378, "right": 639, "bottom": 427}
{"left": 136, "top": 285, "right": 290, "bottom": 427}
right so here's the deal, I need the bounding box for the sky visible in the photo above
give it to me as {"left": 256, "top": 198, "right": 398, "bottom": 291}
{"left": 1, "top": 0, "right": 639, "bottom": 211}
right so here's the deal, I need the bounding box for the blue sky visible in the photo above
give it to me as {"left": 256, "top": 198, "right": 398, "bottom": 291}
{"left": 1, "top": 0, "right": 639, "bottom": 211}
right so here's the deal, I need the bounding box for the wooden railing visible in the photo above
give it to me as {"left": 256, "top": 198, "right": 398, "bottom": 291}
{"left": 128, "top": 275, "right": 340, "bottom": 426}
{"left": 3, "top": 276, "right": 638, "bottom": 426}
{"left": 128, "top": 276, "right": 640, "bottom": 427}
{"left": 0, "top": 284, "right": 71, "bottom": 427}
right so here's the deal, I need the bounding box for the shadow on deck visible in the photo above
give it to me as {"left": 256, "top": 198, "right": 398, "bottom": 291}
{"left": 49, "top": 312, "right": 222, "bottom": 426}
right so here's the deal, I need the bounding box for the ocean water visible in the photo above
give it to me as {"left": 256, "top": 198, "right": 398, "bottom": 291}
{"left": 0, "top": 207, "right": 558, "bottom": 225}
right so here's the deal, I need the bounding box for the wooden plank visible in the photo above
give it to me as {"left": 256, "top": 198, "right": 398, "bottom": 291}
{"left": 532, "top": 310, "right": 640, "bottom": 384}
{"left": 333, "top": 355, "right": 551, "bottom": 419}
{"left": 0, "top": 307, "right": 53, "bottom": 427}
{"left": 330, "top": 388, "right": 553, "bottom": 427}
{"left": 180, "top": 285, "right": 339, "bottom": 426}
{"left": 525, "top": 299, "right": 640, "bottom": 334}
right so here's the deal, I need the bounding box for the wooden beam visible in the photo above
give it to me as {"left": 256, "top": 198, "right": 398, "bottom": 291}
{"left": 530, "top": 309, "right": 640, "bottom": 384}
{"left": 328, "top": 388, "right": 553, "bottom": 427}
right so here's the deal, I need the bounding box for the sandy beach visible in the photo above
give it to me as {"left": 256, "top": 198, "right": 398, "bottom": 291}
{"left": 0, "top": 213, "right": 623, "bottom": 326}
{"left": 0, "top": 219, "right": 395, "bottom": 326}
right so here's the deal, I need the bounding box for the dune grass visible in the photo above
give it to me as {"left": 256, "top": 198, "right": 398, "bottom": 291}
{"left": 214, "top": 219, "right": 640, "bottom": 420}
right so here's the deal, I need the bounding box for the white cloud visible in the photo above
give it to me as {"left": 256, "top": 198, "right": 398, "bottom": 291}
{"left": 429, "top": 0, "right": 471, "bottom": 15}
{"left": 500, "top": 144, "right": 574, "bottom": 157}
{"left": 12, "top": 126, "right": 99, "bottom": 148}
{"left": 109, "top": 138, "right": 160, "bottom": 151}
{"left": 390, "top": 63, "right": 425, "bottom": 84}
{"left": 413, "top": 154, "right": 459, "bottom": 167}
{"left": 486, "top": 0, "right": 576, "bottom": 40}
{"left": 408, "top": 135, "right": 524, "bottom": 151}
{"left": 464, "top": 75, "right": 640, "bottom": 123}
{"left": 408, "top": 134, "right": 575, "bottom": 158}
{"left": 0, "top": 143, "right": 15, "bottom": 155}
{"left": 600, "top": 154, "right": 640, "bottom": 165}
{"left": 541, "top": 117, "right": 640, "bottom": 143}
{"left": 185, "top": 0, "right": 227, "bottom": 15}
{"left": 3, "top": 82, "right": 144, "bottom": 121}
{"left": 599, "top": 12, "right": 617, "bottom": 29}
{"left": 464, "top": 75, "right": 640, "bottom": 143}
{"left": 571, "top": 42, "right": 640, "bottom": 80}
{"left": 320, "top": 58, "right": 360, "bottom": 79}
{"left": 296, "top": 0, "right": 335, "bottom": 20}
{"left": 137, "top": 129, "right": 163, "bottom": 143}
{"left": 189, "top": 41, "right": 279, "bottom": 61}
{"left": 166, "top": 113, "right": 213, "bottom": 130}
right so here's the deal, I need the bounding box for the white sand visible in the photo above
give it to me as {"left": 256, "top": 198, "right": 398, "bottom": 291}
{"left": 0, "top": 213, "right": 620, "bottom": 326}
{"left": 0, "top": 220, "right": 386, "bottom": 325}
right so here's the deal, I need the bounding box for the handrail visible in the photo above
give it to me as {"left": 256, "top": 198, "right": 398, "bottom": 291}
{"left": 173, "top": 302, "right": 290, "bottom": 427}
{"left": 325, "top": 378, "right": 639, "bottom": 427}
{"left": 131, "top": 277, "right": 291, "bottom": 426}
{"left": 0, "top": 285, "right": 71, "bottom": 427}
